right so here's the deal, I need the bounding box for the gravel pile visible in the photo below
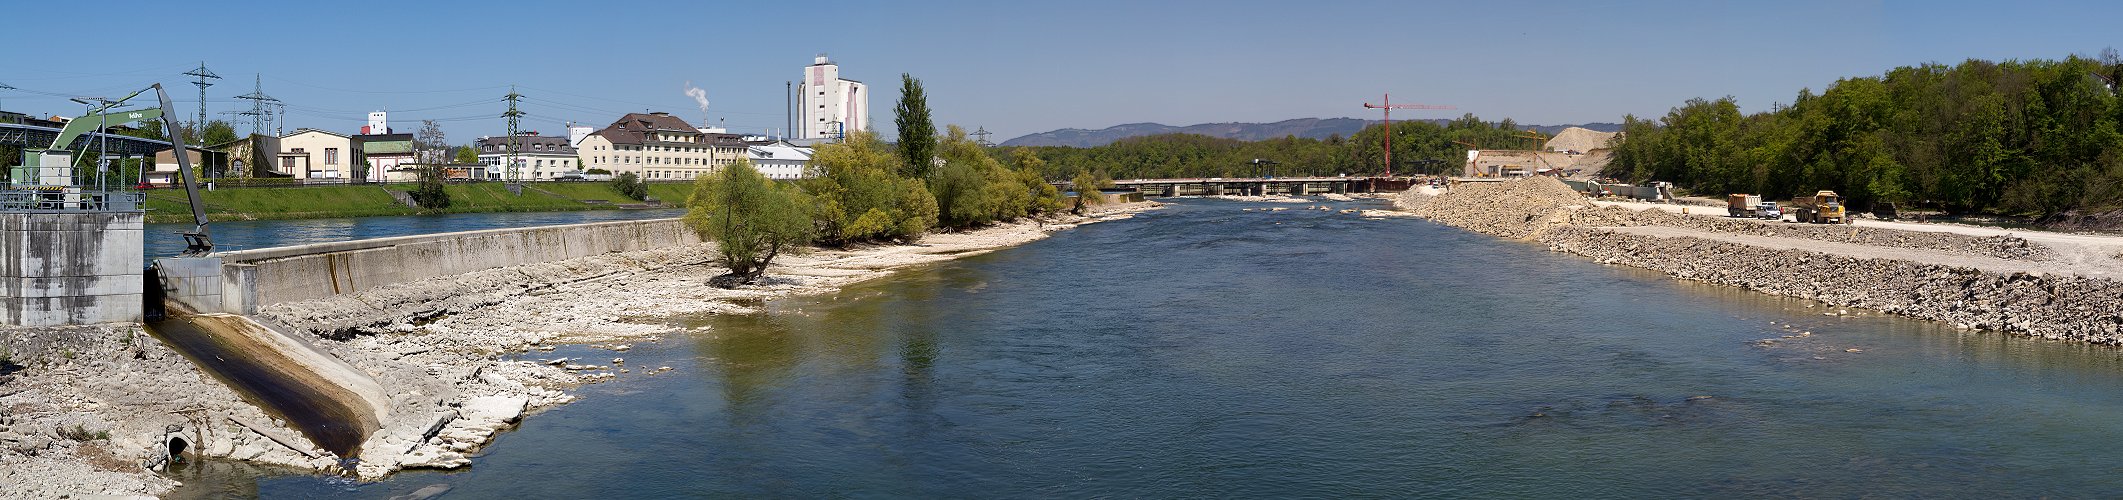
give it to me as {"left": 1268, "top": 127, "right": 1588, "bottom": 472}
{"left": 1396, "top": 178, "right": 1588, "bottom": 239}
{"left": 1398, "top": 176, "right": 2123, "bottom": 343}
{"left": 1546, "top": 227, "right": 2123, "bottom": 342}
{"left": 1399, "top": 177, "right": 2053, "bottom": 261}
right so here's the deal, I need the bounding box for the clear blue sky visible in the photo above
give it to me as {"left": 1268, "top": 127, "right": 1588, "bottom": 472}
{"left": 1, "top": 0, "right": 2115, "bottom": 143}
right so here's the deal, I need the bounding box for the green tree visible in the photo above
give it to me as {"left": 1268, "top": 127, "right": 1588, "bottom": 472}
{"left": 612, "top": 171, "right": 648, "bottom": 200}
{"left": 685, "top": 161, "right": 812, "bottom": 287}
{"left": 1071, "top": 168, "right": 1111, "bottom": 214}
{"left": 802, "top": 131, "right": 937, "bottom": 244}
{"left": 454, "top": 145, "right": 479, "bottom": 165}
{"left": 200, "top": 120, "right": 239, "bottom": 146}
{"left": 410, "top": 165, "right": 452, "bottom": 209}
{"left": 928, "top": 125, "right": 1059, "bottom": 228}
{"left": 1008, "top": 147, "right": 1067, "bottom": 214}
{"left": 894, "top": 73, "right": 937, "bottom": 178}
{"left": 121, "top": 120, "right": 167, "bottom": 141}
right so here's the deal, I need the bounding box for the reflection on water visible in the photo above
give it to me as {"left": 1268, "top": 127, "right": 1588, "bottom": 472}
{"left": 175, "top": 199, "right": 2123, "bottom": 498}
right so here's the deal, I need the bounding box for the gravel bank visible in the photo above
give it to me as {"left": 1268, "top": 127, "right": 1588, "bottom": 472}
{"left": 1395, "top": 177, "right": 2123, "bottom": 343}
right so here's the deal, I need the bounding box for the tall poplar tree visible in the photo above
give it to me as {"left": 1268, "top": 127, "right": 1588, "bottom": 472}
{"left": 894, "top": 73, "right": 936, "bottom": 178}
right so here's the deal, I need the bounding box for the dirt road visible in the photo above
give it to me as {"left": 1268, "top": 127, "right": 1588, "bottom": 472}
{"left": 1592, "top": 199, "right": 2123, "bottom": 277}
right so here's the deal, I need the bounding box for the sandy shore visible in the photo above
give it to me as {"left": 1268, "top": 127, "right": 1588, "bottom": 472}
{"left": 0, "top": 201, "right": 1159, "bottom": 498}
{"left": 1395, "top": 178, "right": 2123, "bottom": 343}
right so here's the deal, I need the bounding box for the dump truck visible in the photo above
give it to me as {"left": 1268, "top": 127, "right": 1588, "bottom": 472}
{"left": 1727, "top": 194, "right": 1762, "bottom": 217}
{"left": 1790, "top": 190, "right": 1849, "bottom": 224}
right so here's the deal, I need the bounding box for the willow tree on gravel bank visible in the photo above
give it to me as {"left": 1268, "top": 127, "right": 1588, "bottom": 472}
{"left": 686, "top": 161, "right": 812, "bottom": 287}
{"left": 802, "top": 131, "right": 938, "bottom": 245}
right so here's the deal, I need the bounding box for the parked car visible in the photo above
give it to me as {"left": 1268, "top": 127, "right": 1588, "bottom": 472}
{"left": 1758, "top": 201, "right": 1783, "bottom": 220}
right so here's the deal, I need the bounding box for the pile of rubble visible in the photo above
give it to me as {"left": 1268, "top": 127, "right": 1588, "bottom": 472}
{"left": 1397, "top": 177, "right": 2123, "bottom": 343}
{"left": 1399, "top": 177, "right": 2053, "bottom": 261}
{"left": 1546, "top": 227, "right": 2123, "bottom": 342}
{"left": 1570, "top": 204, "right": 2055, "bottom": 261}
{"left": 1395, "top": 178, "right": 1589, "bottom": 239}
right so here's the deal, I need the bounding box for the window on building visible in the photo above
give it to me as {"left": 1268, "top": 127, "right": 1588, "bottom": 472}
{"left": 325, "top": 148, "right": 339, "bottom": 165}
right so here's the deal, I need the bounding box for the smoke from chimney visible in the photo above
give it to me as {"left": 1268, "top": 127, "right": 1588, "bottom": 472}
{"left": 683, "top": 81, "right": 710, "bottom": 114}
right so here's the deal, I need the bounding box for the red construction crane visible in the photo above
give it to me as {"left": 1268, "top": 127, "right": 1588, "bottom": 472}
{"left": 1362, "top": 93, "right": 1454, "bottom": 177}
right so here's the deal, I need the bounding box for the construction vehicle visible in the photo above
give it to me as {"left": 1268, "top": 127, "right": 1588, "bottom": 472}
{"left": 1726, "top": 194, "right": 1761, "bottom": 217}
{"left": 1790, "top": 190, "right": 1849, "bottom": 224}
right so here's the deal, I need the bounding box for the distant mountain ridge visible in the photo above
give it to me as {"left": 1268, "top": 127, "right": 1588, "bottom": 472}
{"left": 1001, "top": 118, "right": 1623, "bottom": 148}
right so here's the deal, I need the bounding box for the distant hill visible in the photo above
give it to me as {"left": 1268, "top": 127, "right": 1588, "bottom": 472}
{"left": 1002, "top": 118, "right": 1622, "bottom": 148}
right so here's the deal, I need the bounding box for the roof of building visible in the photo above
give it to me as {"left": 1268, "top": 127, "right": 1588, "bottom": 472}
{"left": 353, "top": 133, "right": 414, "bottom": 142}
{"left": 356, "top": 133, "right": 415, "bottom": 155}
{"left": 282, "top": 128, "right": 349, "bottom": 140}
{"left": 748, "top": 143, "right": 814, "bottom": 162}
{"left": 476, "top": 134, "right": 577, "bottom": 154}
{"left": 362, "top": 142, "right": 413, "bottom": 155}
{"left": 591, "top": 112, "right": 703, "bottom": 146}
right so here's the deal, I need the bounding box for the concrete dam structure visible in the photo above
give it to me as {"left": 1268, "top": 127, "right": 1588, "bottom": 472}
{"left": 140, "top": 218, "right": 699, "bottom": 454}
{"left": 160, "top": 218, "right": 695, "bottom": 315}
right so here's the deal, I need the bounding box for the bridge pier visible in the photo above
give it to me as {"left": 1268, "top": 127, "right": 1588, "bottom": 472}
{"left": 1205, "top": 184, "right": 1224, "bottom": 196}
{"left": 1332, "top": 182, "right": 1348, "bottom": 194}
{"left": 1291, "top": 183, "right": 1308, "bottom": 196}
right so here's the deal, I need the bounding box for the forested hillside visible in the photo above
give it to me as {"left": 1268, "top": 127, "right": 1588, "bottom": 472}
{"left": 1606, "top": 54, "right": 2123, "bottom": 222}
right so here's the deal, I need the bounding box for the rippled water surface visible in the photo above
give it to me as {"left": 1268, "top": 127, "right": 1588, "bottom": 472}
{"left": 173, "top": 199, "right": 2123, "bottom": 498}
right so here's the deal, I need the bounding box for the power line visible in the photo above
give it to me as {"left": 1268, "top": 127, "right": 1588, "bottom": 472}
{"left": 236, "top": 74, "right": 282, "bottom": 136}
{"left": 264, "top": 76, "right": 508, "bottom": 95}
{"left": 184, "top": 62, "right": 220, "bottom": 131}
{"left": 504, "top": 86, "right": 524, "bottom": 182}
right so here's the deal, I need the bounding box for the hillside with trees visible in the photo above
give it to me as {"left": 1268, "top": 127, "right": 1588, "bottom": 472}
{"left": 1605, "top": 53, "right": 2123, "bottom": 225}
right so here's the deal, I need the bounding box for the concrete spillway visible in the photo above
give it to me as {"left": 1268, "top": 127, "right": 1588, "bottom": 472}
{"left": 145, "top": 303, "right": 388, "bottom": 457}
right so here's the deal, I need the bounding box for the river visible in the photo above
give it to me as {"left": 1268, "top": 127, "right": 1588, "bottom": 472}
{"left": 168, "top": 199, "right": 2123, "bottom": 497}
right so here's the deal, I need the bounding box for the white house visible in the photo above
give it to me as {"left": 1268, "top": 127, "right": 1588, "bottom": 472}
{"left": 277, "top": 129, "right": 356, "bottom": 180}
{"left": 747, "top": 142, "right": 815, "bottom": 180}
{"left": 476, "top": 133, "right": 578, "bottom": 181}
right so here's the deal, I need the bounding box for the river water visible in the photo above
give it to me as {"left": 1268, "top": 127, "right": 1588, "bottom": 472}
{"left": 169, "top": 199, "right": 2123, "bottom": 497}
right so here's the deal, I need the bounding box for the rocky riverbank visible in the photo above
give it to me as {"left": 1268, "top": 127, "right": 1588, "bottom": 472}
{"left": 0, "top": 202, "right": 1158, "bottom": 498}
{"left": 1396, "top": 177, "right": 2123, "bottom": 343}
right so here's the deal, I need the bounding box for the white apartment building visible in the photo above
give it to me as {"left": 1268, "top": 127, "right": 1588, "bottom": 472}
{"left": 798, "top": 54, "right": 868, "bottom": 140}
{"left": 475, "top": 133, "right": 578, "bottom": 181}
{"left": 578, "top": 112, "right": 752, "bottom": 181}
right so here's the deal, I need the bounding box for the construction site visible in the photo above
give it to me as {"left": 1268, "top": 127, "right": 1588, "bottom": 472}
{"left": 1397, "top": 177, "right": 2123, "bottom": 343}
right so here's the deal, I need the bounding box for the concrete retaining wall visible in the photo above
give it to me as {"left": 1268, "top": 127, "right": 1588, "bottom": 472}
{"left": 1, "top": 212, "right": 144, "bottom": 326}
{"left": 164, "top": 218, "right": 697, "bottom": 315}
